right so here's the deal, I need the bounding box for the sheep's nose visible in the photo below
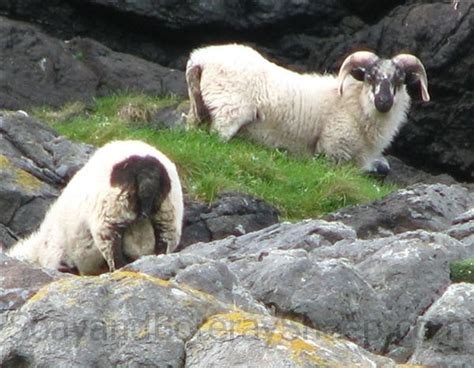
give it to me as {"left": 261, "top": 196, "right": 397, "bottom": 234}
{"left": 374, "top": 82, "right": 394, "bottom": 113}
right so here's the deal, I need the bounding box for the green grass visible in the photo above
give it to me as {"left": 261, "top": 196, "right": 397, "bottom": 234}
{"left": 450, "top": 258, "right": 474, "bottom": 283}
{"left": 32, "top": 93, "right": 396, "bottom": 221}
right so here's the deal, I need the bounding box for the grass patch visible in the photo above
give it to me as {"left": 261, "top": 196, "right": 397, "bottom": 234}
{"left": 31, "top": 93, "right": 396, "bottom": 221}
{"left": 450, "top": 258, "right": 474, "bottom": 283}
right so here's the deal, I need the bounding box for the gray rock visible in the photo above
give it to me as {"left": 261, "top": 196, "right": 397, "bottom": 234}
{"left": 447, "top": 209, "right": 474, "bottom": 245}
{"left": 179, "top": 192, "right": 280, "bottom": 249}
{"left": 0, "top": 112, "right": 93, "bottom": 185}
{"left": 384, "top": 156, "right": 474, "bottom": 191}
{"left": 409, "top": 283, "right": 474, "bottom": 368}
{"left": 125, "top": 253, "right": 268, "bottom": 315}
{"left": 0, "top": 271, "right": 229, "bottom": 367}
{"left": 181, "top": 219, "right": 356, "bottom": 260}
{"left": 0, "top": 17, "right": 98, "bottom": 110}
{"left": 325, "top": 184, "right": 474, "bottom": 239}
{"left": 0, "top": 17, "right": 186, "bottom": 111}
{"left": 67, "top": 37, "right": 187, "bottom": 98}
{"left": 185, "top": 311, "right": 397, "bottom": 368}
{"left": 355, "top": 232, "right": 473, "bottom": 357}
{"left": 0, "top": 253, "right": 64, "bottom": 323}
{"left": 0, "top": 112, "right": 92, "bottom": 244}
{"left": 228, "top": 251, "right": 393, "bottom": 353}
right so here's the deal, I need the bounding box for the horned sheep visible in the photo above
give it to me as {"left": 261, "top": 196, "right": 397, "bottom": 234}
{"left": 186, "top": 44, "right": 430, "bottom": 173}
{"left": 7, "top": 140, "right": 184, "bottom": 275}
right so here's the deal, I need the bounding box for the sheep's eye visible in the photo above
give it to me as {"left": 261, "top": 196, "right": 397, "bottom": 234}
{"left": 351, "top": 68, "right": 365, "bottom": 81}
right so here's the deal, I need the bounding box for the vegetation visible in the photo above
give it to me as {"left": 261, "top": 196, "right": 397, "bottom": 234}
{"left": 450, "top": 258, "right": 474, "bottom": 283}
{"left": 32, "top": 93, "right": 395, "bottom": 221}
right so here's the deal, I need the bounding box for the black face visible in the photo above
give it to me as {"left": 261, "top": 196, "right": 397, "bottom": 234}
{"left": 354, "top": 60, "right": 406, "bottom": 113}
{"left": 111, "top": 155, "right": 171, "bottom": 218}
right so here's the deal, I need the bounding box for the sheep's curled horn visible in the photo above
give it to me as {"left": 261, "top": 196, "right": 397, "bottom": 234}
{"left": 338, "top": 51, "right": 430, "bottom": 102}
{"left": 338, "top": 51, "right": 379, "bottom": 96}
{"left": 392, "top": 54, "right": 430, "bottom": 102}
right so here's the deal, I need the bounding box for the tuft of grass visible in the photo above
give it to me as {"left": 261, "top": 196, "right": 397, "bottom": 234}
{"left": 31, "top": 93, "right": 396, "bottom": 221}
{"left": 450, "top": 258, "right": 474, "bottom": 283}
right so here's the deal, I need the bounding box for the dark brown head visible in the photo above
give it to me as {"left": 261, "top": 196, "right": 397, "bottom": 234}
{"left": 338, "top": 51, "right": 430, "bottom": 113}
{"left": 110, "top": 155, "right": 171, "bottom": 219}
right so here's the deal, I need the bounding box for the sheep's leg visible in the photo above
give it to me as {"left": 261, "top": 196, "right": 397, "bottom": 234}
{"left": 151, "top": 197, "right": 180, "bottom": 254}
{"left": 211, "top": 105, "right": 258, "bottom": 141}
{"left": 92, "top": 221, "right": 128, "bottom": 272}
{"left": 186, "top": 64, "right": 210, "bottom": 128}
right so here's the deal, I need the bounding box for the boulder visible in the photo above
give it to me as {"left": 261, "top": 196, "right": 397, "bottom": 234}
{"left": 186, "top": 311, "right": 397, "bottom": 368}
{"left": 325, "top": 183, "right": 474, "bottom": 239}
{"left": 409, "top": 283, "right": 474, "bottom": 367}
{"left": 0, "top": 263, "right": 403, "bottom": 367}
{"left": 0, "top": 253, "right": 64, "bottom": 318}
{"left": 0, "top": 112, "right": 92, "bottom": 244}
{"left": 0, "top": 271, "right": 229, "bottom": 367}
{"left": 124, "top": 253, "right": 268, "bottom": 315}
{"left": 179, "top": 192, "right": 280, "bottom": 249}
{"left": 0, "top": 17, "right": 186, "bottom": 111}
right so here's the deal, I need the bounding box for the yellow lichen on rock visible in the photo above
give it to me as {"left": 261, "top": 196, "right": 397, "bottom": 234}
{"left": 198, "top": 311, "right": 397, "bottom": 367}
{"left": 0, "top": 153, "right": 44, "bottom": 191}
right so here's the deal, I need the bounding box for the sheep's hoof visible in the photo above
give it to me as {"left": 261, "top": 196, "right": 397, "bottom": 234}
{"left": 366, "top": 158, "right": 391, "bottom": 176}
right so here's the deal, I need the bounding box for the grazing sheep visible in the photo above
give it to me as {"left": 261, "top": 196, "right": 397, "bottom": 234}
{"left": 7, "top": 140, "right": 183, "bottom": 275}
{"left": 186, "top": 44, "right": 430, "bottom": 173}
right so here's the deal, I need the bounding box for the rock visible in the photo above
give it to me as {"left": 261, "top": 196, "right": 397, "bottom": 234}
{"left": 0, "top": 254, "right": 64, "bottom": 321}
{"left": 0, "top": 112, "right": 92, "bottom": 244}
{"left": 181, "top": 219, "right": 356, "bottom": 260}
{"left": 183, "top": 218, "right": 473, "bottom": 356}
{"left": 0, "top": 268, "right": 399, "bottom": 367}
{"left": 179, "top": 192, "right": 280, "bottom": 249}
{"left": 67, "top": 37, "right": 187, "bottom": 98}
{"left": 0, "top": 17, "right": 98, "bottom": 110}
{"left": 77, "top": 0, "right": 351, "bottom": 34}
{"left": 0, "top": 17, "right": 186, "bottom": 110}
{"left": 325, "top": 183, "right": 474, "bottom": 239}
{"left": 0, "top": 271, "right": 229, "bottom": 367}
{"left": 447, "top": 209, "right": 474, "bottom": 245}
{"left": 384, "top": 156, "right": 474, "bottom": 191}
{"left": 185, "top": 311, "right": 397, "bottom": 368}
{"left": 228, "top": 251, "right": 393, "bottom": 353}
{"left": 409, "top": 283, "right": 474, "bottom": 367}
{"left": 125, "top": 253, "right": 268, "bottom": 315}
{"left": 0, "top": 111, "right": 93, "bottom": 185}
{"left": 150, "top": 100, "right": 189, "bottom": 130}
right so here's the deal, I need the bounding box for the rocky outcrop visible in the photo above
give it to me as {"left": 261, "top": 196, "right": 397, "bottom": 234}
{"left": 0, "top": 111, "right": 92, "bottom": 245}
{"left": 180, "top": 192, "right": 280, "bottom": 249}
{"left": 0, "top": 17, "right": 186, "bottom": 110}
{"left": 325, "top": 183, "right": 474, "bottom": 239}
{"left": 409, "top": 283, "right": 474, "bottom": 367}
{"left": 2, "top": 202, "right": 473, "bottom": 366}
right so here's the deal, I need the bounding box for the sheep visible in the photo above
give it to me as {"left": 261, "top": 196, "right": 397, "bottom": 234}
{"left": 186, "top": 44, "right": 430, "bottom": 173}
{"left": 6, "top": 140, "right": 184, "bottom": 275}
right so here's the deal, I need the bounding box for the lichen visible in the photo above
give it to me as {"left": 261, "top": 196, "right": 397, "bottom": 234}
{"left": 110, "top": 270, "right": 170, "bottom": 288}
{"left": 0, "top": 154, "right": 44, "bottom": 191}
{"left": 201, "top": 311, "right": 334, "bottom": 366}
